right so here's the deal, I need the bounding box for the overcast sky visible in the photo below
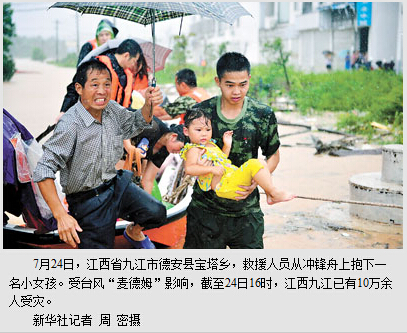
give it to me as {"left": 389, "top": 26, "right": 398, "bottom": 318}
{"left": 10, "top": 2, "right": 257, "bottom": 51}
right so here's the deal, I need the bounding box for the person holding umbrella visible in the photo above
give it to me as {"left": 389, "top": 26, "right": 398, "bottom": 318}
{"left": 77, "top": 19, "right": 119, "bottom": 66}
{"left": 59, "top": 39, "right": 148, "bottom": 116}
{"left": 33, "top": 59, "right": 165, "bottom": 249}
{"left": 56, "top": 40, "right": 163, "bottom": 248}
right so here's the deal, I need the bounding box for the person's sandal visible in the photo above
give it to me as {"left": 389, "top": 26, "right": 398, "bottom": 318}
{"left": 123, "top": 229, "right": 156, "bottom": 249}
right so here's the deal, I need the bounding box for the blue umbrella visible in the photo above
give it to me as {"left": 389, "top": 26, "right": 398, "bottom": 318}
{"left": 337, "top": 49, "right": 349, "bottom": 59}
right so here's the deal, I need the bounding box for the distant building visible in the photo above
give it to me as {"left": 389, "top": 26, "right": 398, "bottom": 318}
{"left": 186, "top": 2, "right": 403, "bottom": 73}
{"left": 185, "top": 3, "right": 260, "bottom": 67}
{"left": 259, "top": 2, "right": 402, "bottom": 73}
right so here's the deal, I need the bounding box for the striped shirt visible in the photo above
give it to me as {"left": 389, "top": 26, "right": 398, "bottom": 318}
{"left": 33, "top": 100, "right": 152, "bottom": 194}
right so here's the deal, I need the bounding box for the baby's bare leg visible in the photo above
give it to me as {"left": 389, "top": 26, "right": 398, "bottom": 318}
{"left": 253, "top": 160, "right": 295, "bottom": 204}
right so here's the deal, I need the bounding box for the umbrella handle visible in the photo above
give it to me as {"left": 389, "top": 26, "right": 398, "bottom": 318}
{"left": 149, "top": 77, "right": 156, "bottom": 118}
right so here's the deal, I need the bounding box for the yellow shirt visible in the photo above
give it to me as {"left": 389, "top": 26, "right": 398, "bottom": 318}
{"left": 180, "top": 141, "right": 237, "bottom": 191}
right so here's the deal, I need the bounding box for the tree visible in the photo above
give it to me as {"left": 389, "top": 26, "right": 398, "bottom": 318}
{"left": 3, "top": 3, "right": 16, "bottom": 81}
{"left": 262, "top": 37, "right": 291, "bottom": 89}
{"left": 218, "top": 41, "right": 229, "bottom": 57}
{"left": 170, "top": 33, "right": 194, "bottom": 68}
{"left": 203, "top": 42, "right": 216, "bottom": 67}
{"left": 31, "top": 47, "right": 46, "bottom": 62}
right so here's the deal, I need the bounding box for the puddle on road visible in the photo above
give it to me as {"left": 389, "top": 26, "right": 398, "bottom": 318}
{"left": 263, "top": 202, "right": 403, "bottom": 249}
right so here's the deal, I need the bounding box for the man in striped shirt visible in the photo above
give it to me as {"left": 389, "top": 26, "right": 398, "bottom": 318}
{"left": 33, "top": 59, "right": 166, "bottom": 249}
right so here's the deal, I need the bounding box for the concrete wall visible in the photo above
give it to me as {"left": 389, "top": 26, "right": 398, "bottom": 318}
{"left": 369, "top": 2, "right": 400, "bottom": 65}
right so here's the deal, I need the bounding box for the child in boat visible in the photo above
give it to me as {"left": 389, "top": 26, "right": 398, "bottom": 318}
{"left": 180, "top": 108, "right": 295, "bottom": 204}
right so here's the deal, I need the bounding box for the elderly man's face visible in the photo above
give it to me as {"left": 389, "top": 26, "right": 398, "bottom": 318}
{"left": 76, "top": 68, "right": 112, "bottom": 114}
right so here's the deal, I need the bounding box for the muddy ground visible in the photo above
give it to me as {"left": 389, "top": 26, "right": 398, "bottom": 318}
{"left": 3, "top": 58, "right": 403, "bottom": 249}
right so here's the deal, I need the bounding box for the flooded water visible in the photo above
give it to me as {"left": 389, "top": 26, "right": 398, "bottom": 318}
{"left": 261, "top": 113, "right": 403, "bottom": 249}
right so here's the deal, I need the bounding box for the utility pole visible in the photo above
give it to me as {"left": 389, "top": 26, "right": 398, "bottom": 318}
{"left": 76, "top": 13, "right": 80, "bottom": 54}
{"left": 56, "top": 20, "right": 59, "bottom": 62}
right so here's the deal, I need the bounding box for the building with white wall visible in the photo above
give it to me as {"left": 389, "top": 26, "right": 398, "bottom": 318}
{"left": 186, "top": 2, "right": 402, "bottom": 74}
{"left": 259, "top": 2, "right": 403, "bottom": 73}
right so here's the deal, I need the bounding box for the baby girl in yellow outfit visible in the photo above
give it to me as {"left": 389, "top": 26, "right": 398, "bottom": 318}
{"left": 180, "top": 108, "right": 295, "bottom": 203}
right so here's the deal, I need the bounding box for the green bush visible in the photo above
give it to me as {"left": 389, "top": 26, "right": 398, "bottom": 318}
{"left": 289, "top": 70, "right": 402, "bottom": 117}
{"left": 3, "top": 53, "right": 15, "bottom": 82}
{"left": 31, "top": 47, "right": 46, "bottom": 62}
{"left": 247, "top": 63, "right": 301, "bottom": 103}
{"left": 3, "top": 2, "right": 16, "bottom": 81}
{"left": 49, "top": 52, "right": 78, "bottom": 68}
{"left": 287, "top": 70, "right": 403, "bottom": 143}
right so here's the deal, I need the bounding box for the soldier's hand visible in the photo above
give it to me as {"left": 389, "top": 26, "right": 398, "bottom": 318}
{"left": 234, "top": 180, "right": 257, "bottom": 201}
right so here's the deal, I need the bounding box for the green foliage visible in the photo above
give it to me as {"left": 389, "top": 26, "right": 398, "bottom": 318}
{"left": 248, "top": 63, "right": 297, "bottom": 103}
{"left": 31, "top": 47, "right": 46, "bottom": 62}
{"left": 169, "top": 34, "right": 194, "bottom": 68}
{"left": 218, "top": 42, "right": 229, "bottom": 57}
{"left": 48, "top": 53, "right": 78, "bottom": 68}
{"left": 3, "top": 54, "right": 16, "bottom": 82}
{"left": 3, "top": 3, "right": 16, "bottom": 81}
{"left": 289, "top": 70, "right": 403, "bottom": 143}
{"left": 262, "top": 37, "right": 291, "bottom": 88}
{"left": 203, "top": 42, "right": 216, "bottom": 68}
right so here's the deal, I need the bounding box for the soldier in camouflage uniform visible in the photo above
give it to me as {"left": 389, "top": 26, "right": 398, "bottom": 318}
{"left": 155, "top": 69, "right": 211, "bottom": 123}
{"left": 183, "top": 52, "right": 282, "bottom": 249}
{"left": 162, "top": 95, "right": 197, "bottom": 120}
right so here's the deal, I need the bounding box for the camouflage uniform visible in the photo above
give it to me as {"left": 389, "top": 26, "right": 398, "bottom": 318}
{"left": 184, "top": 96, "right": 280, "bottom": 249}
{"left": 164, "top": 96, "right": 197, "bottom": 118}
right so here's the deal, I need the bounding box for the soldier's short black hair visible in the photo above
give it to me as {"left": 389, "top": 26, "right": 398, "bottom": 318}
{"left": 75, "top": 58, "right": 111, "bottom": 87}
{"left": 176, "top": 68, "right": 197, "bottom": 88}
{"left": 216, "top": 52, "right": 251, "bottom": 79}
{"left": 184, "top": 108, "right": 212, "bottom": 128}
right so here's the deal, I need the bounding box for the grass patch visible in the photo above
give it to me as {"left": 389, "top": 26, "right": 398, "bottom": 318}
{"left": 289, "top": 70, "right": 403, "bottom": 143}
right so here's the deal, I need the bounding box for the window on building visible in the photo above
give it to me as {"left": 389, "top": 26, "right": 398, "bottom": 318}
{"left": 266, "top": 2, "right": 275, "bottom": 17}
{"left": 278, "top": 2, "right": 290, "bottom": 23}
{"left": 302, "top": 2, "right": 313, "bottom": 14}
